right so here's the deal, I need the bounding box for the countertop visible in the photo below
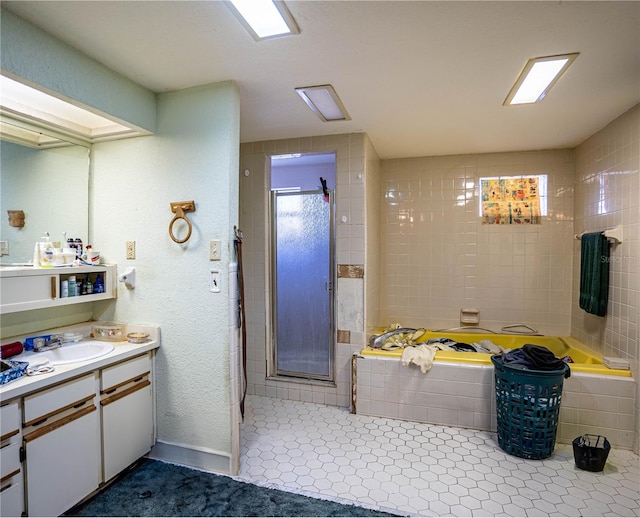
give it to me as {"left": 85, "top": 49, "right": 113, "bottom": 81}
{"left": 1, "top": 322, "right": 160, "bottom": 401}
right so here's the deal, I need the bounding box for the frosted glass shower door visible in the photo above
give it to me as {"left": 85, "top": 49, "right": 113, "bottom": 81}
{"left": 272, "top": 190, "right": 334, "bottom": 380}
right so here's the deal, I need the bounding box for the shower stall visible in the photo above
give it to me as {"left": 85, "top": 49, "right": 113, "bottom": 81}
{"left": 269, "top": 153, "right": 336, "bottom": 382}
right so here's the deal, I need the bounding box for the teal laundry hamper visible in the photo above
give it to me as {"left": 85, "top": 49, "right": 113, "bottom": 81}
{"left": 491, "top": 355, "right": 568, "bottom": 460}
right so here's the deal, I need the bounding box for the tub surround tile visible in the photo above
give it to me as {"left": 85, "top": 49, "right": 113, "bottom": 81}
{"left": 356, "top": 357, "right": 636, "bottom": 450}
{"left": 337, "top": 264, "right": 364, "bottom": 278}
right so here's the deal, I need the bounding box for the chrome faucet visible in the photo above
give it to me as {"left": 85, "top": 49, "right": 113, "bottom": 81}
{"left": 34, "top": 334, "right": 63, "bottom": 352}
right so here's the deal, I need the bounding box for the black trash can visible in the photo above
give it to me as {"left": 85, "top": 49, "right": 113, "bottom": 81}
{"left": 573, "top": 434, "right": 611, "bottom": 472}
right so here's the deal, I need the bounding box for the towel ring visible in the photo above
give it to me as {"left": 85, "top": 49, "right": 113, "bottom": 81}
{"left": 169, "top": 201, "right": 196, "bottom": 244}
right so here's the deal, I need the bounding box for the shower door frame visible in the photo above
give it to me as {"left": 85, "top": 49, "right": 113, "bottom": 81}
{"left": 267, "top": 188, "right": 336, "bottom": 384}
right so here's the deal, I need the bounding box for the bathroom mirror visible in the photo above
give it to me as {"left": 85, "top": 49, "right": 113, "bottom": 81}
{"left": 0, "top": 121, "right": 90, "bottom": 264}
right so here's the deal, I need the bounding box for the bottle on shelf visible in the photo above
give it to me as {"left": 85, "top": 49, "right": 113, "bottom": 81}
{"left": 61, "top": 280, "right": 69, "bottom": 298}
{"left": 68, "top": 276, "right": 77, "bottom": 297}
{"left": 74, "top": 238, "right": 83, "bottom": 259}
{"left": 93, "top": 274, "right": 105, "bottom": 294}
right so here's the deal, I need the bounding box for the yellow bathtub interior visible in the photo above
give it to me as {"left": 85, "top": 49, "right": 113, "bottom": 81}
{"left": 361, "top": 331, "right": 631, "bottom": 377}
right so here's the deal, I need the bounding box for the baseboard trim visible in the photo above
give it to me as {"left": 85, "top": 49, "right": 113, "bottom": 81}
{"left": 148, "top": 440, "right": 232, "bottom": 475}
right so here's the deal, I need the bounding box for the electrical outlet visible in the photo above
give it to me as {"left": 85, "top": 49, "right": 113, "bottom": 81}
{"left": 210, "top": 240, "right": 221, "bottom": 261}
{"left": 126, "top": 240, "right": 136, "bottom": 259}
{"left": 0, "top": 241, "right": 8, "bottom": 256}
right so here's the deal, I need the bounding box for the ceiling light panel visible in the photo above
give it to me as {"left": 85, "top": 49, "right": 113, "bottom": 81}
{"left": 227, "top": 0, "right": 299, "bottom": 41}
{"left": 0, "top": 75, "right": 142, "bottom": 142}
{"left": 295, "top": 85, "right": 351, "bottom": 122}
{"left": 504, "top": 53, "right": 579, "bottom": 105}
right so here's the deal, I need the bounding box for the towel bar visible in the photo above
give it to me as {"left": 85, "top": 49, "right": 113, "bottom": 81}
{"left": 574, "top": 226, "right": 622, "bottom": 244}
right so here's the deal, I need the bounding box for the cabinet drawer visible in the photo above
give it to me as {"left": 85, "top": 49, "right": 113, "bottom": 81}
{"left": 102, "top": 353, "right": 150, "bottom": 391}
{"left": 0, "top": 478, "right": 24, "bottom": 518}
{"left": 0, "top": 442, "right": 21, "bottom": 480}
{"left": 0, "top": 401, "right": 20, "bottom": 439}
{"left": 24, "top": 373, "right": 96, "bottom": 424}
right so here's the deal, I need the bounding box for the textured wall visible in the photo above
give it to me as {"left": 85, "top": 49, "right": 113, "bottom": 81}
{"left": 92, "top": 82, "right": 240, "bottom": 458}
{"left": 0, "top": 8, "right": 156, "bottom": 133}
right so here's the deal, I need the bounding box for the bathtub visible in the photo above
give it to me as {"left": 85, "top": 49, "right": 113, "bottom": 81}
{"left": 361, "top": 331, "right": 631, "bottom": 377}
{"left": 353, "top": 331, "right": 636, "bottom": 449}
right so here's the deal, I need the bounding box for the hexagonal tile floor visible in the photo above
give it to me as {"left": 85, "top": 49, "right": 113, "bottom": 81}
{"left": 238, "top": 396, "right": 640, "bottom": 516}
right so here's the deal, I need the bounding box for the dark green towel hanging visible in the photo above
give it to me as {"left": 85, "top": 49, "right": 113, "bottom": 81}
{"left": 579, "top": 232, "right": 610, "bottom": 316}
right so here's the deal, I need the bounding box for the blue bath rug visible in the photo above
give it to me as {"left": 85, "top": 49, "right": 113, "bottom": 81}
{"left": 67, "top": 459, "right": 398, "bottom": 517}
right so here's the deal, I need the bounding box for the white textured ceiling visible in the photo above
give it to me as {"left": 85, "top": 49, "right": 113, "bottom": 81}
{"left": 4, "top": 1, "right": 640, "bottom": 158}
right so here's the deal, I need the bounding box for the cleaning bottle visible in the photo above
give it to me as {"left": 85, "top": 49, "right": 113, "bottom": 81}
{"left": 93, "top": 274, "right": 104, "bottom": 294}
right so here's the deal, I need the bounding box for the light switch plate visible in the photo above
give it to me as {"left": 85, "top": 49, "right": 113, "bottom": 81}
{"left": 210, "top": 240, "right": 221, "bottom": 261}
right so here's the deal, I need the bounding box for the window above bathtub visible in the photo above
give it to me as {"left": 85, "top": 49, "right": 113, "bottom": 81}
{"left": 479, "top": 174, "right": 548, "bottom": 224}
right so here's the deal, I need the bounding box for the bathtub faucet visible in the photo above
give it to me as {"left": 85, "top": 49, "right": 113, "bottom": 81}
{"left": 369, "top": 328, "right": 417, "bottom": 349}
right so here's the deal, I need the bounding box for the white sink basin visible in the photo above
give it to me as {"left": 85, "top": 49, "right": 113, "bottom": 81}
{"left": 12, "top": 341, "right": 115, "bottom": 365}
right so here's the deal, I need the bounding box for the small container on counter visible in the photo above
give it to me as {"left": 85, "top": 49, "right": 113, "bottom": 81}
{"left": 91, "top": 322, "right": 126, "bottom": 341}
{"left": 1, "top": 341, "right": 24, "bottom": 359}
{"left": 127, "top": 333, "right": 149, "bottom": 344}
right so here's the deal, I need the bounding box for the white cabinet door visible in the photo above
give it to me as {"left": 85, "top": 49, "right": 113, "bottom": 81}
{"left": 25, "top": 410, "right": 100, "bottom": 517}
{"left": 0, "top": 274, "right": 54, "bottom": 307}
{"left": 101, "top": 354, "right": 154, "bottom": 481}
{"left": 102, "top": 383, "right": 153, "bottom": 481}
{"left": 23, "top": 374, "right": 100, "bottom": 516}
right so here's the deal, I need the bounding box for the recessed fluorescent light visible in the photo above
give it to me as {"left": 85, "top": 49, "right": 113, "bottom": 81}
{"left": 0, "top": 74, "right": 144, "bottom": 142}
{"left": 227, "top": 0, "right": 299, "bottom": 41}
{"left": 295, "top": 85, "right": 351, "bottom": 122}
{"left": 504, "top": 53, "right": 579, "bottom": 105}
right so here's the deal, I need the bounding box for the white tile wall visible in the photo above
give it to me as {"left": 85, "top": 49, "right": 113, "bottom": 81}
{"left": 239, "top": 135, "right": 370, "bottom": 408}
{"left": 355, "top": 356, "right": 636, "bottom": 450}
{"left": 239, "top": 106, "right": 639, "bottom": 452}
{"left": 379, "top": 150, "right": 576, "bottom": 336}
{"left": 364, "top": 135, "right": 382, "bottom": 336}
{"left": 571, "top": 104, "right": 640, "bottom": 453}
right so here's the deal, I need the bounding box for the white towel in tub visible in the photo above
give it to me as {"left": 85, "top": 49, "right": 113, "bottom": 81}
{"left": 473, "top": 340, "right": 510, "bottom": 354}
{"left": 401, "top": 344, "right": 438, "bottom": 373}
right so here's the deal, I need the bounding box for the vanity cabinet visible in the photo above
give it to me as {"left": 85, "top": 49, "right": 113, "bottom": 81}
{"left": 0, "top": 342, "right": 157, "bottom": 517}
{"left": 22, "top": 373, "right": 100, "bottom": 517}
{"left": 101, "top": 353, "right": 154, "bottom": 481}
{"left": 0, "top": 400, "right": 24, "bottom": 517}
{"left": 0, "top": 264, "right": 116, "bottom": 314}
